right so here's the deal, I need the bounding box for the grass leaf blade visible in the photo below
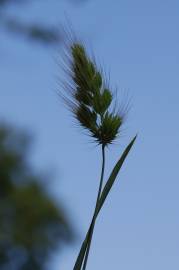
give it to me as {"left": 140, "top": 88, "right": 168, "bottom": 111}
{"left": 96, "top": 135, "right": 137, "bottom": 215}
{"left": 73, "top": 136, "right": 136, "bottom": 270}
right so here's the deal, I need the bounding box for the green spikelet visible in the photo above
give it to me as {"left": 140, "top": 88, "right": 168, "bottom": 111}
{"left": 63, "top": 42, "right": 125, "bottom": 146}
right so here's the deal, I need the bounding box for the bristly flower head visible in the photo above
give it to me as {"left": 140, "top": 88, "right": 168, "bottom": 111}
{"left": 59, "top": 36, "right": 127, "bottom": 146}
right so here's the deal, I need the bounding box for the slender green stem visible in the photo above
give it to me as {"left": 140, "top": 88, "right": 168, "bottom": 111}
{"left": 82, "top": 144, "right": 106, "bottom": 270}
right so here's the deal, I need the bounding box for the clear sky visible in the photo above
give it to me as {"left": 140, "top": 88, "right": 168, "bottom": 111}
{"left": 1, "top": 0, "right": 179, "bottom": 269}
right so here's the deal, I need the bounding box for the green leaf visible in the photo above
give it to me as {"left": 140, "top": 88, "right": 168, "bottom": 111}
{"left": 96, "top": 135, "right": 137, "bottom": 215}
{"left": 73, "top": 135, "right": 137, "bottom": 270}
{"left": 73, "top": 218, "right": 93, "bottom": 270}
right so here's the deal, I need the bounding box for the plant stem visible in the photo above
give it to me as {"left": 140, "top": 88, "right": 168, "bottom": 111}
{"left": 82, "top": 144, "right": 106, "bottom": 270}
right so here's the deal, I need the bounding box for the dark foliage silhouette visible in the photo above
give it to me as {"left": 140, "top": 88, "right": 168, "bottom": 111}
{"left": 0, "top": 123, "right": 75, "bottom": 270}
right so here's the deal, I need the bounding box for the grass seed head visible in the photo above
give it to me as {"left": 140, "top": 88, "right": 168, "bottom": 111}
{"left": 60, "top": 40, "right": 127, "bottom": 147}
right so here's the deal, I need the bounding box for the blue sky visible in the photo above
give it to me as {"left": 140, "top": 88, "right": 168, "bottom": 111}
{"left": 1, "top": 0, "right": 179, "bottom": 269}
